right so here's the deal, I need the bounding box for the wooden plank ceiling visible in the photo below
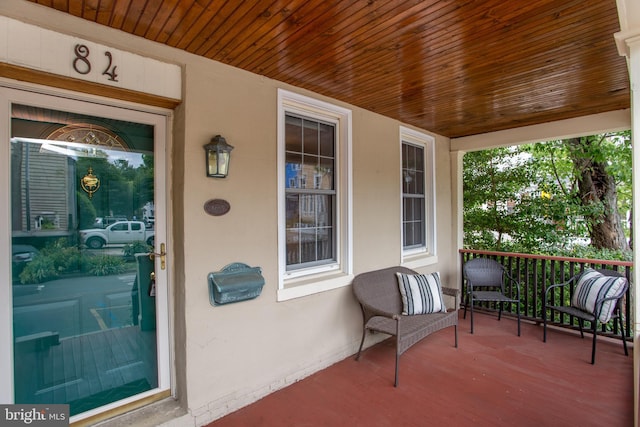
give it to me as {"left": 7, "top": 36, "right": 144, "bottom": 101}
{"left": 27, "top": 0, "right": 630, "bottom": 139}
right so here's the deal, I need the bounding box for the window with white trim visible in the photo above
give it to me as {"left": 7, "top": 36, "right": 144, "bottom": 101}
{"left": 277, "top": 90, "right": 352, "bottom": 301}
{"left": 400, "top": 127, "right": 436, "bottom": 263}
{"left": 284, "top": 113, "right": 336, "bottom": 269}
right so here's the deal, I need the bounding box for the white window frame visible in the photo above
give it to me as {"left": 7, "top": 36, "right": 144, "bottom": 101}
{"left": 277, "top": 89, "right": 353, "bottom": 301}
{"left": 400, "top": 126, "right": 437, "bottom": 268}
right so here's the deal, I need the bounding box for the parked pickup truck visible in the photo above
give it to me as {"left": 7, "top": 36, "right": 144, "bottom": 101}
{"left": 80, "top": 221, "right": 155, "bottom": 249}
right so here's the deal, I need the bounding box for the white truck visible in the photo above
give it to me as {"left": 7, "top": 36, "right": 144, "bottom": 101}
{"left": 80, "top": 221, "right": 155, "bottom": 249}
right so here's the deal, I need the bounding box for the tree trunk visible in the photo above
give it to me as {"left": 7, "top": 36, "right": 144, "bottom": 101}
{"left": 568, "top": 137, "right": 630, "bottom": 251}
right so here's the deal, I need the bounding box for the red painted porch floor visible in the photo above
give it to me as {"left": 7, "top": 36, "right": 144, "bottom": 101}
{"left": 206, "top": 312, "right": 633, "bottom": 427}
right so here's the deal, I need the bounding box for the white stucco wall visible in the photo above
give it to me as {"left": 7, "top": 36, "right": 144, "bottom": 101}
{"left": 177, "top": 57, "right": 457, "bottom": 422}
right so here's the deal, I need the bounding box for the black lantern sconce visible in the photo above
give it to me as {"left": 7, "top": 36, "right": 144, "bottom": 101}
{"left": 204, "top": 135, "right": 234, "bottom": 178}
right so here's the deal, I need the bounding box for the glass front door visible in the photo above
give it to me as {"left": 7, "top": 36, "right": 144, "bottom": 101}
{"left": 1, "top": 87, "right": 170, "bottom": 418}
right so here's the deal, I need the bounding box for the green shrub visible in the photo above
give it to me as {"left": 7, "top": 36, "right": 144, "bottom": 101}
{"left": 123, "top": 241, "right": 152, "bottom": 260}
{"left": 87, "top": 255, "right": 126, "bottom": 276}
{"left": 19, "top": 256, "right": 58, "bottom": 284}
{"left": 41, "top": 239, "right": 84, "bottom": 273}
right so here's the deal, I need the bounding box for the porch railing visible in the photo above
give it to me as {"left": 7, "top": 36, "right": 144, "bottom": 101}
{"left": 459, "top": 249, "right": 633, "bottom": 339}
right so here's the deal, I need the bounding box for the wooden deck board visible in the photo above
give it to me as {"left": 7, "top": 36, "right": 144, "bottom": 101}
{"left": 207, "top": 311, "right": 633, "bottom": 427}
{"left": 15, "top": 326, "right": 156, "bottom": 413}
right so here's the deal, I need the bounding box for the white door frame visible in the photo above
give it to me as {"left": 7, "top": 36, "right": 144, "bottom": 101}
{"left": 0, "top": 79, "right": 173, "bottom": 419}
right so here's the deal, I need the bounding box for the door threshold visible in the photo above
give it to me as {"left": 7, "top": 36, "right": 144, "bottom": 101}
{"left": 71, "top": 390, "right": 180, "bottom": 427}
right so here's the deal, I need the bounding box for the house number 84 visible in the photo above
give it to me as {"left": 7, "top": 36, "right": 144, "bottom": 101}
{"left": 73, "top": 44, "right": 119, "bottom": 82}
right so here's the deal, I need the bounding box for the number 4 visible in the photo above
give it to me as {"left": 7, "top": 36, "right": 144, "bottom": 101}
{"left": 102, "top": 52, "right": 118, "bottom": 82}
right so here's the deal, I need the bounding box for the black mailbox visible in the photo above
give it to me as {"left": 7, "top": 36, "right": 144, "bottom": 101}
{"left": 208, "top": 262, "right": 265, "bottom": 306}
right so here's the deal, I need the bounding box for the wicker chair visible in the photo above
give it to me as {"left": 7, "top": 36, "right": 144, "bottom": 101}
{"left": 543, "top": 268, "right": 628, "bottom": 364}
{"left": 352, "top": 266, "right": 459, "bottom": 387}
{"left": 463, "top": 258, "right": 521, "bottom": 336}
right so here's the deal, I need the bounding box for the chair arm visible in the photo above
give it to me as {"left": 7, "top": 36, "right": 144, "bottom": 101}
{"left": 544, "top": 275, "right": 580, "bottom": 300}
{"left": 442, "top": 287, "right": 460, "bottom": 309}
{"left": 503, "top": 270, "right": 522, "bottom": 298}
{"left": 358, "top": 301, "right": 400, "bottom": 321}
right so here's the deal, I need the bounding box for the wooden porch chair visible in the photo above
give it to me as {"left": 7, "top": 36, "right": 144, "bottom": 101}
{"left": 543, "top": 268, "right": 628, "bottom": 364}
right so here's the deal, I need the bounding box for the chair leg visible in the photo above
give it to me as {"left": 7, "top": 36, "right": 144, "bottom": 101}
{"left": 617, "top": 315, "right": 628, "bottom": 357}
{"left": 355, "top": 327, "right": 366, "bottom": 361}
{"left": 516, "top": 301, "right": 521, "bottom": 337}
{"left": 394, "top": 324, "right": 400, "bottom": 387}
{"left": 355, "top": 307, "right": 367, "bottom": 361}
{"left": 578, "top": 319, "right": 585, "bottom": 339}
{"left": 498, "top": 302, "right": 503, "bottom": 321}
{"left": 591, "top": 320, "right": 598, "bottom": 365}
{"left": 470, "top": 297, "right": 475, "bottom": 334}
{"left": 543, "top": 302, "right": 547, "bottom": 342}
{"left": 454, "top": 325, "right": 458, "bottom": 348}
{"left": 463, "top": 293, "right": 469, "bottom": 319}
{"left": 394, "top": 351, "right": 399, "bottom": 387}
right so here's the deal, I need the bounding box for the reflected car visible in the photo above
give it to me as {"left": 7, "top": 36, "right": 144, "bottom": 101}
{"left": 12, "top": 244, "right": 39, "bottom": 281}
{"left": 12, "top": 244, "right": 39, "bottom": 264}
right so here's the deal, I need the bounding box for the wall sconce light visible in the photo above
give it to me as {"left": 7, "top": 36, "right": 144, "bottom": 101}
{"left": 204, "top": 135, "right": 234, "bottom": 178}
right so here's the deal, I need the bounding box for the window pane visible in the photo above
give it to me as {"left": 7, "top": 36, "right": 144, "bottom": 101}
{"left": 317, "top": 156, "right": 334, "bottom": 190}
{"left": 415, "top": 170, "right": 424, "bottom": 195}
{"left": 303, "top": 120, "right": 319, "bottom": 156}
{"left": 403, "top": 170, "right": 414, "bottom": 194}
{"left": 285, "top": 194, "right": 300, "bottom": 228}
{"left": 316, "top": 194, "right": 333, "bottom": 228}
{"left": 402, "top": 142, "right": 426, "bottom": 249}
{"left": 316, "top": 227, "right": 333, "bottom": 261}
{"left": 416, "top": 198, "right": 425, "bottom": 223}
{"left": 413, "top": 146, "right": 424, "bottom": 171}
{"left": 285, "top": 115, "right": 302, "bottom": 153}
{"left": 285, "top": 194, "right": 334, "bottom": 267}
{"left": 286, "top": 229, "right": 301, "bottom": 265}
{"left": 301, "top": 155, "right": 318, "bottom": 190}
{"left": 404, "top": 222, "right": 414, "bottom": 246}
{"left": 319, "top": 123, "right": 334, "bottom": 157}
{"left": 404, "top": 198, "right": 413, "bottom": 221}
{"left": 285, "top": 152, "right": 303, "bottom": 189}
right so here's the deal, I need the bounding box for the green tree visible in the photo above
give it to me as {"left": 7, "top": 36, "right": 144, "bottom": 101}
{"left": 566, "top": 134, "right": 630, "bottom": 251}
{"left": 77, "top": 152, "right": 154, "bottom": 222}
{"left": 463, "top": 131, "right": 631, "bottom": 257}
{"left": 77, "top": 191, "right": 97, "bottom": 229}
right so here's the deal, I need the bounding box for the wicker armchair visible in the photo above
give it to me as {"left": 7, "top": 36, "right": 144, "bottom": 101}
{"left": 463, "top": 258, "right": 521, "bottom": 336}
{"left": 352, "top": 266, "right": 459, "bottom": 387}
{"left": 543, "top": 268, "right": 628, "bottom": 364}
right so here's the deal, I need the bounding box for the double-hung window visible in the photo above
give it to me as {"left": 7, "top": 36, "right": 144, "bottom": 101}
{"left": 277, "top": 90, "right": 352, "bottom": 300}
{"left": 400, "top": 126, "right": 436, "bottom": 265}
{"left": 284, "top": 114, "right": 335, "bottom": 268}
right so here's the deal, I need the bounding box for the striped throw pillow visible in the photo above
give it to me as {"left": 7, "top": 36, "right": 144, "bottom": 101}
{"left": 396, "top": 272, "right": 447, "bottom": 315}
{"left": 571, "top": 268, "right": 627, "bottom": 323}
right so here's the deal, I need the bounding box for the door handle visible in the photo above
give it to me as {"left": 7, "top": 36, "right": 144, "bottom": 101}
{"left": 150, "top": 243, "right": 166, "bottom": 270}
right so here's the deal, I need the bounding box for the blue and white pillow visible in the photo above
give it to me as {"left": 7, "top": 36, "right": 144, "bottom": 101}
{"left": 571, "top": 268, "right": 627, "bottom": 323}
{"left": 396, "top": 272, "right": 447, "bottom": 315}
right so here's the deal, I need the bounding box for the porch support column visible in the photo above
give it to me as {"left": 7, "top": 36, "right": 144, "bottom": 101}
{"left": 451, "top": 150, "right": 465, "bottom": 292}
{"left": 628, "top": 41, "right": 640, "bottom": 427}
{"left": 614, "top": 1, "right": 640, "bottom": 423}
